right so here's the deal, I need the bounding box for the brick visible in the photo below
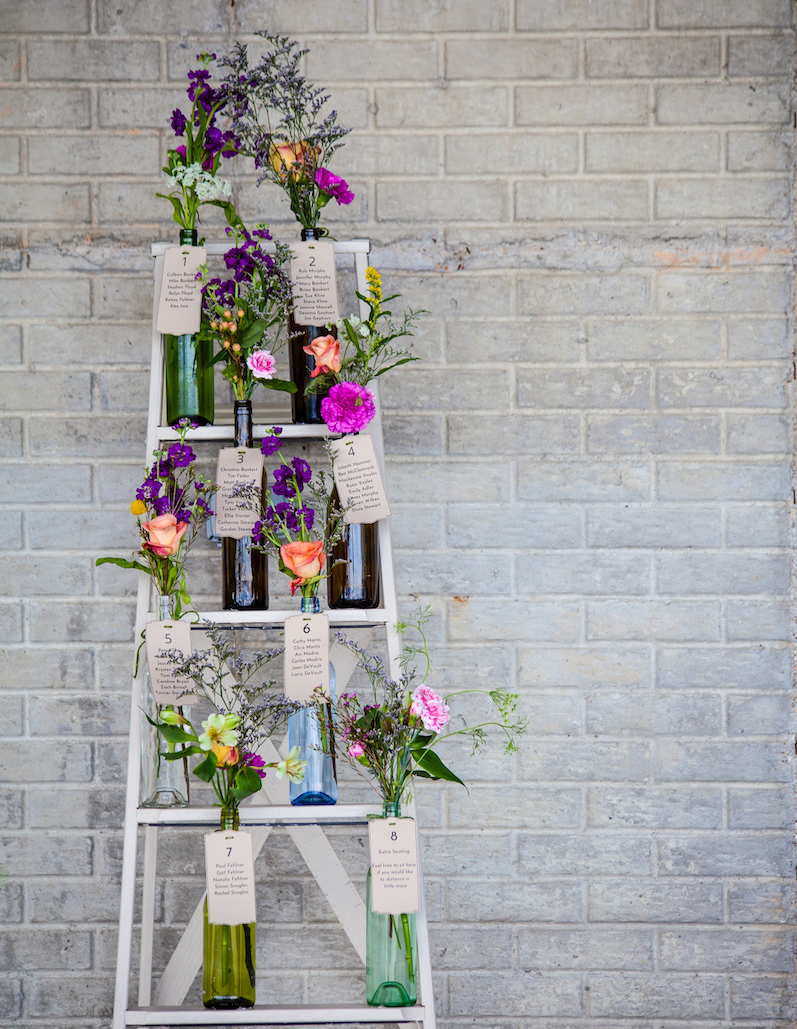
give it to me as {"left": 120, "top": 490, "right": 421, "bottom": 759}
{"left": 657, "top": 740, "right": 789, "bottom": 782}
{"left": 727, "top": 504, "right": 788, "bottom": 548}
{"left": 587, "top": 316, "right": 721, "bottom": 361}
{"left": 0, "top": 463, "right": 91, "bottom": 505}
{"left": 589, "top": 693, "right": 721, "bottom": 736}
{"left": 31, "top": 696, "right": 128, "bottom": 737}
{"left": 0, "top": 277, "right": 90, "bottom": 318}
{"left": 29, "top": 879, "right": 122, "bottom": 924}
{"left": 29, "top": 600, "right": 134, "bottom": 643}
{"left": 661, "top": 927, "right": 794, "bottom": 972}
{"left": 519, "top": 367, "right": 650, "bottom": 410}
{"left": 519, "top": 740, "right": 651, "bottom": 782}
{"left": 450, "top": 879, "right": 584, "bottom": 922}
{"left": 446, "top": 131, "right": 578, "bottom": 175}
{"left": 449, "top": 413, "right": 580, "bottom": 455}
{"left": 376, "top": 85, "right": 509, "bottom": 127}
{"left": 0, "top": 183, "right": 90, "bottom": 224}
{"left": 727, "top": 413, "right": 790, "bottom": 455}
{"left": 589, "top": 880, "right": 723, "bottom": 923}
{"left": 727, "top": 693, "right": 791, "bottom": 735}
{"left": 658, "top": 366, "right": 786, "bottom": 409}
{"left": 26, "top": 976, "right": 113, "bottom": 1018}
{"left": 728, "top": 33, "right": 792, "bottom": 77}
{"left": 656, "top": 83, "right": 789, "bottom": 124}
{"left": 0, "top": 929, "right": 92, "bottom": 970}
{"left": 94, "top": 274, "right": 153, "bottom": 320}
{"left": 588, "top": 600, "right": 720, "bottom": 641}
{"left": 586, "top": 131, "right": 719, "bottom": 173}
{"left": 448, "top": 970, "right": 582, "bottom": 1017}
{"left": 517, "top": 551, "right": 650, "bottom": 595}
{"left": 730, "top": 975, "right": 795, "bottom": 1020}
{"left": 0, "top": 555, "right": 90, "bottom": 597}
{"left": 657, "top": 552, "right": 788, "bottom": 596}
{"left": 728, "top": 880, "right": 795, "bottom": 922}
{"left": 0, "top": 791, "right": 22, "bottom": 830}
{"left": 29, "top": 321, "right": 149, "bottom": 366}
{"left": 447, "top": 38, "right": 577, "bottom": 79}
{"left": 450, "top": 599, "right": 581, "bottom": 642}
{"left": 97, "top": 85, "right": 184, "bottom": 129}
{"left": 388, "top": 459, "right": 510, "bottom": 502}
{"left": 657, "top": 176, "right": 789, "bottom": 220}
{"left": 518, "top": 0, "right": 649, "bottom": 29}
{"left": 519, "top": 272, "right": 649, "bottom": 315}
{"left": 98, "top": 0, "right": 228, "bottom": 32}
{"left": 657, "top": 460, "right": 789, "bottom": 501}
{"left": 28, "top": 40, "right": 160, "bottom": 82}
{"left": 448, "top": 504, "right": 582, "bottom": 549}
{"left": 451, "top": 318, "right": 583, "bottom": 362}
{"left": 237, "top": 0, "right": 367, "bottom": 31}
{"left": 29, "top": 133, "right": 160, "bottom": 176}
{"left": 430, "top": 925, "right": 514, "bottom": 969}
{"left": 726, "top": 599, "right": 790, "bottom": 642}
{"left": 29, "top": 417, "right": 145, "bottom": 458}
{"left": 345, "top": 133, "right": 440, "bottom": 176}
{"left": 383, "top": 367, "right": 509, "bottom": 411}
{"left": 517, "top": 85, "right": 649, "bottom": 126}
{"left": 421, "top": 832, "right": 513, "bottom": 877}
{"left": 395, "top": 550, "right": 504, "bottom": 594}
{"left": 657, "top": 644, "right": 789, "bottom": 689}
{"left": 2, "top": 0, "right": 89, "bottom": 30}
{"left": 518, "top": 645, "right": 651, "bottom": 688}
{"left": 587, "top": 504, "right": 719, "bottom": 548}
{"left": 377, "top": 180, "right": 508, "bottom": 222}
{"left": 0, "top": 511, "right": 21, "bottom": 550}
{"left": 588, "top": 414, "right": 720, "bottom": 454}
{"left": 0, "top": 605, "right": 22, "bottom": 643}
{"left": 0, "top": 419, "right": 21, "bottom": 457}
{"left": 727, "top": 317, "right": 789, "bottom": 359}
{"left": 377, "top": 0, "right": 508, "bottom": 31}
{"left": 0, "top": 835, "right": 92, "bottom": 876}
{"left": 729, "top": 786, "right": 792, "bottom": 831}
{"left": 0, "top": 136, "right": 19, "bottom": 174}
{"left": 657, "top": 0, "right": 792, "bottom": 28}
{"left": 518, "top": 179, "right": 650, "bottom": 222}
{"left": 521, "top": 927, "right": 653, "bottom": 970}
{"left": 309, "top": 40, "right": 436, "bottom": 80}
{"left": 0, "top": 324, "right": 22, "bottom": 363}
{"left": 383, "top": 415, "right": 445, "bottom": 457}
{"left": 586, "top": 36, "right": 720, "bottom": 78}
{"left": 728, "top": 130, "right": 791, "bottom": 172}
{"left": 519, "top": 459, "right": 651, "bottom": 502}
{"left": 589, "top": 972, "right": 725, "bottom": 1018}
{"left": 0, "top": 740, "right": 92, "bottom": 783}
{"left": 0, "top": 41, "right": 19, "bottom": 80}
{"left": 519, "top": 833, "right": 653, "bottom": 876}
{"left": 29, "top": 786, "right": 123, "bottom": 829}
{"left": 0, "top": 979, "right": 22, "bottom": 1019}
{"left": 391, "top": 505, "right": 443, "bottom": 548}
{"left": 0, "top": 370, "right": 91, "bottom": 413}
{"left": 0, "top": 87, "right": 91, "bottom": 128}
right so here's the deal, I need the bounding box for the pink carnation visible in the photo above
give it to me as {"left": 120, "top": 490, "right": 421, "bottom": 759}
{"left": 320, "top": 381, "right": 375, "bottom": 433}
{"left": 348, "top": 742, "right": 366, "bottom": 759}
{"left": 247, "top": 349, "right": 276, "bottom": 379}
{"left": 410, "top": 685, "right": 450, "bottom": 733}
{"left": 315, "top": 168, "right": 354, "bottom": 205}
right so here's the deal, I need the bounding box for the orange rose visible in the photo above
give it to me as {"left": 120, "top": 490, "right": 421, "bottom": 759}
{"left": 269, "top": 141, "right": 316, "bottom": 181}
{"left": 281, "top": 540, "right": 326, "bottom": 594}
{"left": 211, "top": 743, "right": 239, "bottom": 768}
{"left": 303, "top": 333, "right": 341, "bottom": 378}
{"left": 142, "top": 512, "right": 188, "bottom": 557}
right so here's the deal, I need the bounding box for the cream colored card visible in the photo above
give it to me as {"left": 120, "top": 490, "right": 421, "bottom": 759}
{"left": 205, "top": 829, "right": 257, "bottom": 925}
{"left": 368, "top": 816, "right": 420, "bottom": 915}
{"left": 145, "top": 619, "right": 197, "bottom": 705}
{"left": 215, "top": 447, "right": 263, "bottom": 539}
{"left": 289, "top": 240, "right": 339, "bottom": 326}
{"left": 330, "top": 434, "right": 390, "bottom": 525}
{"left": 283, "top": 612, "right": 330, "bottom": 703}
{"left": 156, "top": 245, "right": 206, "bottom": 335}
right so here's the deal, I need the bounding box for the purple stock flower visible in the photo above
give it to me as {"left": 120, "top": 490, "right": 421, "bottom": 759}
{"left": 261, "top": 428, "right": 284, "bottom": 456}
{"left": 271, "top": 465, "right": 294, "bottom": 498}
{"left": 243, "top": 752, "right": 267, "bottom": 779}
{"left": 167, "top": 442, "right": 196, "bottom": 468}
{"left": 320, "top": 382, "right": 375, "bottom": 433}
{"left": 171, "top": 108, "right": 188, "bottom": 136}
{"left": 291, "top": 457, "right": 311, "bottom": 490}
{"left": 315, "top": 168, "right": 354, "bottom": 205}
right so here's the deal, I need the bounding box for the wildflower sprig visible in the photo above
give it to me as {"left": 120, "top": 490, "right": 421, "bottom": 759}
{"left": 153, "top": 625, "right": 305, "bottom": 809}
{"left": 218, "top": 34, "right": 353, "bottom": 233}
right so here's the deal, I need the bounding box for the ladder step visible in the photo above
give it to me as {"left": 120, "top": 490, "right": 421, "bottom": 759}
{"left": 126, "top": 1004, "right": 425, "bottom": 1025}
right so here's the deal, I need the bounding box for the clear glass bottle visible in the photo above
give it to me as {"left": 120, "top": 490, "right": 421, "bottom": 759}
{"left": 203, "top": 805, "right": 256, "bottom": 1009}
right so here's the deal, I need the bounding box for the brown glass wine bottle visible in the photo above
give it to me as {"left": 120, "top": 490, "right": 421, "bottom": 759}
{"left": 288, "top": 226, "right": 335, "bottom": 424}
{"left": 327, "top": 486, "right": 380, "bottom": 609}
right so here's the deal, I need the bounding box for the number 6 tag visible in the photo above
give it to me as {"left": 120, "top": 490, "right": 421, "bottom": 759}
{"left": 283, "top": 613, "right": 330, "bottom": 703}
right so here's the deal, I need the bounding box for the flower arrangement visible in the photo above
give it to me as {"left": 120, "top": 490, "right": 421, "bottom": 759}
{"left": 154, "top": 626, "right": 305, "bottom": 811}
{"left": 218, "top": 34, "right": 353, "bottom": 233}
{"left": 305, "top": 268, "right": 422, "bottom": 433}
{"left": 248, "top": 430, "right": 344, "bottom": 598}
{"left": 159, "top": 52, "right": 240, "bottom": 231}
{"left": 96, "top": 420, "right": 216, "bottom": 615}
{"left": 198, "top": 222, "right": 296, "bottom": 401}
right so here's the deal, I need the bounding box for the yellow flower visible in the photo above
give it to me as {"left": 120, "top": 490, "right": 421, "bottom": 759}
{"left": 365, "top": 266, "right": 382, "bottom": 304}
{"left": 131, "top": 499, "right": 147, "bottom": 515}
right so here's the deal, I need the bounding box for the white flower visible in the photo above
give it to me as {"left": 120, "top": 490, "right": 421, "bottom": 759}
{"left": 167, "top": 162, "right": 231, "bottom": 201}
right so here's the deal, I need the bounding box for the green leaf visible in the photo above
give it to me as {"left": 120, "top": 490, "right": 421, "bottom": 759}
{"left": 95, "top": 556, "right": 150, "bottom": 573}
{"left": 231, "top": 765, "right": 263, "bottom": 801}
{"left": 193, "top": 752, "right": 218, "bottom": 782}
{"left": 156, "top": 192, "right": 187, "bottom": 227}
{"left": 162, "top": 745, "right": 202, "bottom": 760}
{"left": 410, "top": 745, "right": 466, "bottom": 787}
{"left": 157, "top": 724, "right": 196, "bottom": 745}
{"left": 260, "top": 377, "right": 297, "bottom": 394}
{"left": 238, "top": 320, "right": 269, "bottom": 347}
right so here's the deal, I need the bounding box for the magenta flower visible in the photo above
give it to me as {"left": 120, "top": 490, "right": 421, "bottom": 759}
{"left": 320, "top": 381, "right": 375, "bottom": 433}
{"left": 315, "top": 168, "right": 354, "bottom": 205}
{"left": 246, "top": 349, "right": 276, "bottom": 379}
{"left": 410, "top": 685, "right": 450, "bottom": 733}
{"left": 243, "top": 752, "right": 267, "bottom": 779}
{"left": 348, "top": 741, "right": 366, "bottom": 759}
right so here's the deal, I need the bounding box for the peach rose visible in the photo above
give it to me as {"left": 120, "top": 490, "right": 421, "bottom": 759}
{"left": 303, "top": 334, "right": 341, "bottom": 378}
{"left": 269, "top": 141, "right": 316, "bottom": 181}
{"left": 281, "top": 540, "right": 326, "bottom": 595}
{"left": 142, "top": 512, "right": 188, "bottom": 557}
{"left": 211, "top": 743, "right": 239, "bottom": 768}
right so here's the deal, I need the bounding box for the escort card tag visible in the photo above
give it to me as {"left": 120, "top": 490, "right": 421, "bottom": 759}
{"left": 215, "top": 447, "right": 264, "bottom": 539}
{"left": 205, "top": 829, "right": 257, "bottom": 925}
{"left": 368, "top": 816, "right": 420, "bottom": 915}
{"left": 145, "top": 619, "right": 197, "bottom": 705}
{"left": 289, "top": 240, "right": 339, "bottom": 326}
{"left": 156, "top": 245, "right": 206, "bottom": 335}
{"left": 284, "top": 612, "right": 330, "bottom": 703}
{"left": 330, "top": 435, "right": 391, "bottom": 525}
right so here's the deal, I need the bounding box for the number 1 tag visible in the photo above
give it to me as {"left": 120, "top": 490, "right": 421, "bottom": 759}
{"left": 330, "top": 435, "right": 390, "bottom": 525}
{"left": 205, "top": 829, "right": 257, "bottom": 925}
{"left": 368, "top": 816, "right": 420, "bottom": 914}
{"left": 156, "top": 245, "right": 206, "bottom": 335}
{"left": 145, "top": 619, "right": 196, "bottom": 704}
{"left": 283, "top": 613, "right": 330, "bottom": 703}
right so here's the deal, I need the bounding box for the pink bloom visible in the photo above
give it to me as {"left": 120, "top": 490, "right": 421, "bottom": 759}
{"left": 410, "top": 685, "right": 450, "bottom": 733}
{"left": 315, "top": 168, "right": 354, "bottom": 205}
{"left": 320, "top": 381, "right": 375, "bottom": 433}
{"left": 142, "top": 512, "right": 188, "bottom": 557}
{"left": 303, "top": 334, "right": 341, "bottom": 377}
{"left": 348, "top": 742, "right": 366, "bottom": 759}
{"left": 247, "top": 349, "right": 276, "bottom": 379}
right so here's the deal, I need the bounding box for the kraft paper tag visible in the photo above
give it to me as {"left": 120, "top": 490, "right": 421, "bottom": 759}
{"left": 289, "top": 240, "right": 339, "bottom": 326}
{"left": 205, "top": 829, "right": 257, "bottom": 925}
{"left": 368, "top": 817, "right": 420, "bottom": 915}
{"left": 145, "top": 619, "right": 197, "bottom": 705}
{"left": 284, "top": 612, "right": 330, "bottom": 703}
{"left": 156, "top": 245, "right": 206, "bottom": 335}
{"left": 330, "top": 435, "right": 390, "bottom": 524}
{"left": 215, "top": 447, "right": 263, "bottom": 540}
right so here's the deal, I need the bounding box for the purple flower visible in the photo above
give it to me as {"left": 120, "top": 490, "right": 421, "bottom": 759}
{"left": 223, "top": 242, "right": 257, "bottom": 281}
{"left": 316, "top": 168, "right": 354, "bottom": 205}
{"left": 272, "top": 465, "right": 295, "bottom": 498}
{"left": 171, "top": 108, "right": 188, "bottom": 136}
{"left": 175, "top": 144, "right": 187, "bottom": 161}
{"left": 261, "top": 428, "right": 284, "bottom": 456}
{"left": 291, "top": 457, "right": 311, "bottom": 490}
{"left": 320, "top": 382, "right": 375, "bottom": 433}
{"left": 167, "top": 442, "right": 195, "bottom": 468}
{"left": 243, "top": 752, "right": 267, "bottom": 779}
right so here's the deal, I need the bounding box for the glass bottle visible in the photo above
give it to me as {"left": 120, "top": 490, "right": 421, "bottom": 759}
{"left": 222, "top": 400, "right": 269, "bottom": 610}
{"left": 288, "top": 595, "right": 338, "bottom": 805}
{"left": 288, "top": 226, "right": 335, "bottom": 424}
{"left": 140, "top": 593, "right": 190, "bottom": 808}
{"left": 366, "top": 797, "right": 418, "bottom": 1006}
{"left": 203, "top": 805, "right": 256, "bottom": 1009}
{"left": 328, "top": 485, "right": 380, "bottom": 608}
{"left": 164, "top": 227, "right": 214, "bottom": 426}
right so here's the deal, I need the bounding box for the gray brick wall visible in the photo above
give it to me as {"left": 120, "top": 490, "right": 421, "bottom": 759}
{"left": 0, "top": 1, "right": 794, "bottom": 1026}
